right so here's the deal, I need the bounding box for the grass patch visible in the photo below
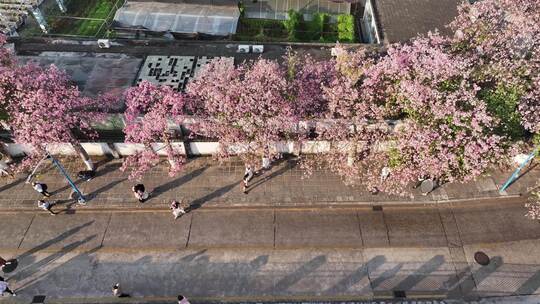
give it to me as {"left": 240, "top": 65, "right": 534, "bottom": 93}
{"left": 48, "top": 0, "right": 119, "bottom": 37}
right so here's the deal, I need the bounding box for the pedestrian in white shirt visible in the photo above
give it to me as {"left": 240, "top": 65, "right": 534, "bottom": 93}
{"left": 0, "top": 276, "right": 16, "bottom": 296}
{"left": 37, "top": 200, "right": 57, "bottom": 215}
{"left": 32, "top": 181, "right": 51, "bottom": 197}
{"left": 243, "top": 164, "right": 254, "bottom": 194}
{"left": 0, "top": 159, "right": 13, "bottom": 178}
{"left": 170, "top": 200, "right": 187, "bottom": 219}
{"left": 112, "top": 283, "right": 129, "bottom": 297}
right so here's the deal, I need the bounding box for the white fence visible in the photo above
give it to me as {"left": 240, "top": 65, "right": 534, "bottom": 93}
{"left": 3, "top": 141, "right": 336, "bottom": 157}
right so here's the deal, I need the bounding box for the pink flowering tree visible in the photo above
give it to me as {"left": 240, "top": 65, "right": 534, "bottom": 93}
{"left": 287, "top": 53, "right": 337, "bottom": 118}
{"left": 187, "top": 58, "right": 297, "bottom": 166}
{"left": 0, "top": 34, "right": 15, "bottom": 161}
{"left": 0, "top": 48, "right": 112, "bottom": 172}
{"left": 121, "top": 81, "right": 187, "bottom": 180}
{"left": 297, "top": 48, "right": 390, "bottom": 187}
{"left": 449, "top": 0, "right": 540, "bottom": 138}
{"left": 315, "top": 34, "right": 512, "bottom": 195}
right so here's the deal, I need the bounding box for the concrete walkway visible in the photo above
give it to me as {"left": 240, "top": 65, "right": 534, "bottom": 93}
{"left": 1, "top": 199, "right": 540, "bottom": 302}
{"left": 0, "top": 156, "right": 537, "bottom": 211}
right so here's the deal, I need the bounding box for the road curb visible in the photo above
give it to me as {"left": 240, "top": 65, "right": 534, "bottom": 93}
{"left": 0, "top": 294, "right": 450, "bottom": 304}
{"left": 0, "top": 194, "right": 524, "bottom": 213}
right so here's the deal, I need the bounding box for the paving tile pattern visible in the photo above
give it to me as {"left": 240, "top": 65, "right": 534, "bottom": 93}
{"left": 0, "top": 156, "right": 537, "bottom": 210}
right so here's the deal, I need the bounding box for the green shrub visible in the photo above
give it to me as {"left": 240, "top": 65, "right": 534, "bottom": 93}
{"left": 479, "top": 84, "right": 525, "bottom": 140}
{"left": 337, "top": 14, "right": 355, "bottom": 42}
{"left": 304, "top": 13, "right": 327, "bottom": 41}
{"left": 236, "top": 18, "right": 287, "bottom": 40}
{"left": 285, "top": 10, "right": 303, "bottom": 41}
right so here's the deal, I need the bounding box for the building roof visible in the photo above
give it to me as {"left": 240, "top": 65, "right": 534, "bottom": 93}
{"left": 372, "top": 0, "right": 460, "bottom": 44}
{"left": 113, "top": 1, "right": 240, "bottom": 36}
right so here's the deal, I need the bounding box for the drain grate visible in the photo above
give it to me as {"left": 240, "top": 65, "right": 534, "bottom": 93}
{"left": 393, "top": 290, "right": 406, "bottom": 298}
{"left": 372, "top": 205, "right": 383, "bottom": 211}
{"left": 32, "top": 295, "right": 46, "bottom": 304}
{"left": 474, "top": 251, "right": 490, "bottom": 265}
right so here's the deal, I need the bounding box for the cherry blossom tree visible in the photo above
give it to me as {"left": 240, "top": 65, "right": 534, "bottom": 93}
{"left": 0, "top": 34, "right": 15, "bottom": 161}
{"left": 449, "top": 0, "right": 540, "bottom": 136}
{"left": 121, "top": 81, "right": 187, "bottom": 180}
{"left": 187, "top": 58, "right": 297, "bottom": 166}
{"left": 0, "top": 47, "right": 111, "bottom": 172}
{"left": 297, "top": 50, "right": 389, "bottom": 188}
{"left": 313, "top": 33, "right": 512, "bottom": 195}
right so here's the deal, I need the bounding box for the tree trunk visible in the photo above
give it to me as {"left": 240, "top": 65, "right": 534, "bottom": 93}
{"left": 72, "top": 143, "right": 95, "bottom": 171}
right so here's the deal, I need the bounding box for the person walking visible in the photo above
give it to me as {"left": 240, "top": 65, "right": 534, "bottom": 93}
{"left": 112, "top": 283, "right": 129, "bottom": 297}
{"left": 32, "top": 181, "right": 51, "bottom": 197}
{"left": 0, "top": 276, "right": 16, "bottom": 296}
{"left": 0, "top": 256, "right": 17, "bottom": 273}
{"left": 37, "top": 199, "right": 57, "bottom": 215}
{"left": 0, "top": 159, "right": 13, "bottom": 178}
{"left": 177, "top": 295, "right": 190, "bottom": 304}
{"left": 132, "top": 184, "right": 149, "bottom": 203}
{"left": 170, "top": 200, "right": 187, "bottom": 219}
{"left": 242, "top": 165, "right": 254, "bottom": 194}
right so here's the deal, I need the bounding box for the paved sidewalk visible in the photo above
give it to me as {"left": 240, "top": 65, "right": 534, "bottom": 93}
{"left": 1, "top": 199, "right": 539, "bottom": 302}
{"left": 0, "top": 156, "right": 537, "bottom": 210}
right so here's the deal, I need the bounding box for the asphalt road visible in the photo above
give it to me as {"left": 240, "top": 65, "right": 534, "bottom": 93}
{"left": 1, "top": 199, "right": 540, "bottom": 302}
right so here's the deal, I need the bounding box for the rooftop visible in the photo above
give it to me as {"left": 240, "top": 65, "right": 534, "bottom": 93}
{"left": 372, "top": 0, "right": 460, "bottom": 43}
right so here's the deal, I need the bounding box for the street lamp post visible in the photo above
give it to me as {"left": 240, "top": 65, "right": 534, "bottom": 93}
{"left": 500, "top": 146, "right": 539, "bottom": 193}
{"left": 27, "top": 152, "right": 86, "bottom": 204}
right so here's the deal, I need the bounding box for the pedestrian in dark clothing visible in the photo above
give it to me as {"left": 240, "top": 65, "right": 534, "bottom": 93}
{"left": 37, "top": 200, "right": 57, "bottom": 215}
{"left": 32, "top": 181, "right": 51, "bottom": 197}
{"left": 132, "top": 184, "right": 149, "bottom": 203}
{"left": 112, "top": 283, "right": 129, "bottom": 297}
{"left": 0, "top": 276, "right": 16, "bottom": 296}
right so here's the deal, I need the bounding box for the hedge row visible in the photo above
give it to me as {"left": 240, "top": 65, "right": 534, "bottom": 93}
{"left": 235, "top": 10, "right": 355, "bottom": 43}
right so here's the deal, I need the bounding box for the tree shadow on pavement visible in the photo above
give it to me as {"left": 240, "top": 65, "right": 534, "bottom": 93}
{"left": 0, "top": 177, "right": 25, "bottom": 193}
{"left": 272, "top": 255, "right": 326, "bottom": 292}
{"left": 86, "top": 178, "right": 127, "bottom": 201}
{"left": 189, "top": 181, "right": 239, "bottom": 210}
{"left": 515, "top": 268, "right": 540, "bottom": 295}
{"left": 245, "top": 158, "right": 296, "bottom": 193}
{"left": 447, "top": 256, "right": 503, "bottom": 298}
{"left": 370, "top": 263, "right": 404, "bottom": 289}
{"left": 12, "top": 234, "right": 97, "bottom": 282}
{"left": 328, "top": 255, "right": 386, "bottom": 294}
{"left": 393, "top": 255, "right": 445, "bottom": 291}
{"left": 50, "top": 162, "right": 120, "bottom": 197}
{"left": 152, "top": 166, "right": 208, "bottom": 199}
{"left": 16, "top": 244, "right": 102, "bottom": 294}
{"left": 16, "top": 221, "right": 95, "bottom": 261}
{"left": 504, "top": 163, "right": 538, "bottom": 190}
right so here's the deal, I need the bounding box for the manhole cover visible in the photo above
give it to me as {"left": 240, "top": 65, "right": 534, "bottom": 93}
{"left": 32, "top": 295, "right": 46, "bottom": 303}
{"left": 393, "top": 290, "right": 406, "bottom": 298}
{"left": 474, "top": 251, "right": 490, "bottom": 265}
{"left": 420, "top": 179, "right": 435, "bottom": 194}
